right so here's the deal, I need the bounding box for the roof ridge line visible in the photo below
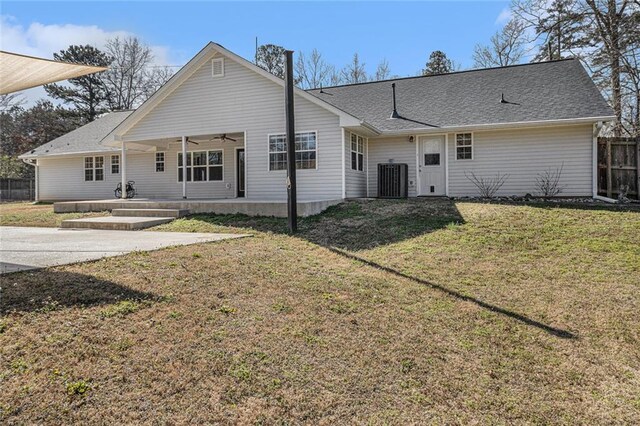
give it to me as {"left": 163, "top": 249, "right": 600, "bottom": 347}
{"left": 306, "top": 58, "right": 578, "bottom": 91}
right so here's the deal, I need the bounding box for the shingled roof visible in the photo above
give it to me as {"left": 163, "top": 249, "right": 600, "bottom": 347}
{"left": 308, "top": 59, "right": 614, "bottom": 133}
{"left": 20, "top": 110, "right": 133, "bottom": 159}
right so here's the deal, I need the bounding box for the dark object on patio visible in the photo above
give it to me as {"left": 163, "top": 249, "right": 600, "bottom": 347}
{"left": 378, "top": 163, "right": 408, "bottom": 198}
{"left": 115, "top": 181, "right": 136, "bottom": 199}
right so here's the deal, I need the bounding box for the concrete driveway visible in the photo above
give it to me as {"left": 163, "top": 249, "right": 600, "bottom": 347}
{"left": 0, "top": 226, "right": 247, "bottom": 274}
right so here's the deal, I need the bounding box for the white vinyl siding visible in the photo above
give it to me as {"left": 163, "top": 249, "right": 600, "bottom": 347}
{"left": 367, "top": 136, "right": 418, "bottom": 197}
{"left": 345, "top": 130, "right": 368, "bottom": 198}
{"left": 120, "top": 52, "right": 342, "bottom": 201}
{"left": 36, "top": 139, "right": 242, "bottom": 201}
{"left": 447, "top": 125, "right": 593, "bottom": 197}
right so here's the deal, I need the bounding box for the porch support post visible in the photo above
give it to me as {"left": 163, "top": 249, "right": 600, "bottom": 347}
{"left": 121, "top": 141, "right": 127, "bottom": 199}
{"left": 182, "top": 136, "right": 187, "bottom": 199}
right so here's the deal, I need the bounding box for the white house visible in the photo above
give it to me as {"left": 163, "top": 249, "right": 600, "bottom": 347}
{"left": 20, "top": 42, "right": 614, "bottom": 215}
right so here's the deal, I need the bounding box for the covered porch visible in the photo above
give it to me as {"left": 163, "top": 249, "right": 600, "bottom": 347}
{"left": 114, "top": 131, "right": 247, "bottom": 200}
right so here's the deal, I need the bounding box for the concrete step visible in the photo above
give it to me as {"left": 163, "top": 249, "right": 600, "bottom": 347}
{"left": 111, "top": 208, "right": 189, "bottom": 218}
{"left": 61, "top": 216, "right": 175, "bottom": 231}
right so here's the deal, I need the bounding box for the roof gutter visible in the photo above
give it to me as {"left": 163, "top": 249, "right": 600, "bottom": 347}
{"left": 377, "top": 115, "right": 617, "bottom": 136}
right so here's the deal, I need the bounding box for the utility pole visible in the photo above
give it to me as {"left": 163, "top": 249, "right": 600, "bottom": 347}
{"left": 284, "top": 50, "right": 297, "bottom": 233}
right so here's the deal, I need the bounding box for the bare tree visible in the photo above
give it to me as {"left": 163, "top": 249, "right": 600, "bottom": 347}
{"left": 581, "top": 0, "right": 638, "bottom": 137}
{"left": 511, "top": 0, "right": 639, "bottom": 136}
{"left": 102, "top": 36, "right": 173, "bottom": 110}
{"left": 373, "top": 59, "right": 391, "bottom": 81}
{"left": 473, "top": 19, "right": 527, "bottom": 67}
{"left": 464, "top": 171, "right": 509, "bottom": 198}
{"left": 329, "top": 69, "right": 343, "bottom": 86}
{"left": 535, "top": 163, "right": 565, "bottom": 197}
{"left": 341, "top": 53, "right": 368, "bottom": 84}
{"left": 295, "top": 49, "right": 334, "bottom": 89}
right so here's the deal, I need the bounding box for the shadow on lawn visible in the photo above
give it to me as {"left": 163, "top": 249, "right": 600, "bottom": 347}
{"left": 0, "top": 271, "right": 156, "bottom": 315}
{"left": 329, "top": 247, "right": 577, "bottom": 339}
{"left": 185, "top": 198, "right": 465, "bottom": 251}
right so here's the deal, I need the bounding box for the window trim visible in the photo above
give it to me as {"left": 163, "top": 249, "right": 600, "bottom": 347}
{"left": 155, "top": 151, "right": 165, "bottom": 173}
{"left": 176, "top": 149, "right": 224, "bottom": 183}
{"left": 84, "top": 155, "right": 105, "bottom": 182}
{"left": 110, "top": 154, "right": 120, "bottom": 174}
{"left": 267, "top": 130, "right": 318, "bottom": 172}
{"left": 349, "top": 132, "right": 365, "bottom": 172}
{"left": 454, "top": 132, "right": 474, "bottom": 161}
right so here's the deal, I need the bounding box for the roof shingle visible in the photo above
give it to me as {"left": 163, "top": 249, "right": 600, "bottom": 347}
{"left": 20, "top": 110, "right": 133, "bottom": 158}
{"left": 307, "top": 59, "right": 614, "bottom": 132}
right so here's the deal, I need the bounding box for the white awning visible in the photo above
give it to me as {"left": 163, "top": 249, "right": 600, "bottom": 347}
{"left": 0, "top": 51, "right": 107, "bottom": 95}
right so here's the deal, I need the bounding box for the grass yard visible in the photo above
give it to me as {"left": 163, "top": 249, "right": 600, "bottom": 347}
{"left": 0, "top": 202, "right": 108, "bottom": 227}
{"left": 1, "top": 199, "right": 639, "bottom": 424}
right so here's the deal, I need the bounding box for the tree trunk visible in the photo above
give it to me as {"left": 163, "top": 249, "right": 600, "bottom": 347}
{"left": 609, "top": 0, "right": 623, "bottom": 137}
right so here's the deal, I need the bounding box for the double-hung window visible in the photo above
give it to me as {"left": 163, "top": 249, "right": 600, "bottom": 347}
{"left": 268, "top": 131, "right": 317, "bottom": 171}
{"left": 456, "top": 133, "right": 473, "bottom": 160}
{"left": 350, "top": 133, "right": 364, "bottom": 171}
{"left": 84, "top": 156, "right": 104, "bottom": 181}
{"left": 178, "top": 150, "right": 223, "bottom": 182}
{"left": 155, "top": 152, "right": 165, "bottom": 172}
{"left": 111, "top": 155, "right": 120, "bottom": 174}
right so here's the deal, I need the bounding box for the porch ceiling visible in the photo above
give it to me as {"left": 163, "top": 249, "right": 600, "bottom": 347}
{"left": 118, "top": 132, "right": 245, "bottom": 151}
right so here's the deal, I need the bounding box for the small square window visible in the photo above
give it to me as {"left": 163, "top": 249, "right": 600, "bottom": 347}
{"left": 156, "top": 152, "right": 165, "bottom": 172}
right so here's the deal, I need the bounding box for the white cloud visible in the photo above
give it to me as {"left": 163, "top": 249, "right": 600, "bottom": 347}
{"left": 495, "top": 8, "right": 512, "bottom": 25}
{"left": 0, "top": 15, "right": 175, "bottom": 105}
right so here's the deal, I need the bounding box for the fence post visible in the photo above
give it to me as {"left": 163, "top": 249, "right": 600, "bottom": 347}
{"left": 7, "top": 179, "right": 11, "bottom": 201}
{"left": 606, "top": 139, "right": 612, "bottom": 198}
{"left": 29, "top": 179, "right": 33, "bottom": 201}
{"left": 636, "top": 138, "right": 640, "bottom": 200}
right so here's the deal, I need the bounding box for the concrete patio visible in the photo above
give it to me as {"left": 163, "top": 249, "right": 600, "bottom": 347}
{"left": 53, "top": 198, "right": 341, "bottom": 217}
{"left": 0, "top": 226, "right": 248, "bottom": 274}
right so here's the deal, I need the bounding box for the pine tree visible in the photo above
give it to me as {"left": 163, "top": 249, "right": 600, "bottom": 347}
{"left": 422, "top": 51, "right": 454, "bottom": 75}
{"left": 44, "top": 45, "right": 111, "bottom": 123}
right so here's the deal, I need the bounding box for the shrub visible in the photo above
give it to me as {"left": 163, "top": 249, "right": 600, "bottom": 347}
{"left": 464, "top": 171, "right": 509, "bottom": 198}
{"left": 535, "top": 163, "right": 565, "bottom": 197}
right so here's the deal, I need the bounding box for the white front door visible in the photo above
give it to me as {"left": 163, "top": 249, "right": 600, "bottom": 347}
{"left": 418, "top": 135, "right": 446, "bottom": 196}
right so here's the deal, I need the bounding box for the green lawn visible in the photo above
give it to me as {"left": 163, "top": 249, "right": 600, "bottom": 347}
{"left": 0, "top": 202, "right": 108, "bottom": 227}
{"left": 1, "top": 199, "right": 639, "bottom": 424}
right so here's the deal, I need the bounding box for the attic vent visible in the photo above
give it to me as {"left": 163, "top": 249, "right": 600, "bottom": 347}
{"left": 212, "top": 58, "right": 224, "bottom": 77}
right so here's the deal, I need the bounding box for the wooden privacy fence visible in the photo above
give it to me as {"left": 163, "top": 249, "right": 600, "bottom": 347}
{"left": 0, "top": 178, "right": 35, "bottom": 201}
{"left": 597, "top": 137, "right": 639, "bottom": 200}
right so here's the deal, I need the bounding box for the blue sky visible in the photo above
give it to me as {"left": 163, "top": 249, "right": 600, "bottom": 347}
{"left": 2, "top": 1, "right": 511, "bottom": 102}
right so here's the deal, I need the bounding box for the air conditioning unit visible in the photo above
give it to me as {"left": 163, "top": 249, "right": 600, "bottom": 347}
{"left": 378, "top": 163, "right": 408, "bottom": 198}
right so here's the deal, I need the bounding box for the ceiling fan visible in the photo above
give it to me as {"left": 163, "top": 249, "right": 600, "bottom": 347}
{"left": 174, "top": 134, "right": 237, "bottom": 144}
{"left": 174, "top": 137, "right": 199, "bottom": 145}
{"left": 212, "top": 134, "right": 237, "bottom": 143}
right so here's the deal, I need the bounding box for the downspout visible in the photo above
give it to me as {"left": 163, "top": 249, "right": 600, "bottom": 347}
{"left": 21, "top": 158, "right": 38, "bottom": 202}
{"left": 341, "top": 129, "right": 346, "bottom": 199}
{"left": 592, "top": 122, "right": 603, "bottom": 199}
